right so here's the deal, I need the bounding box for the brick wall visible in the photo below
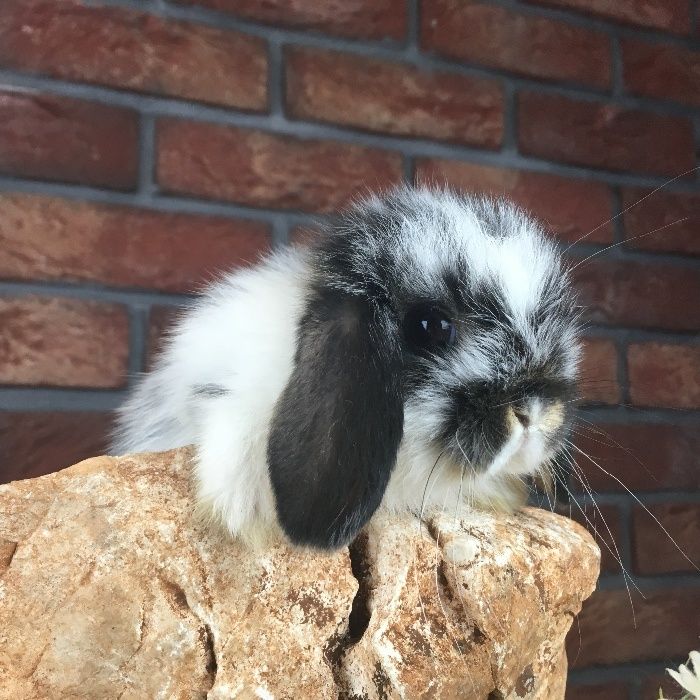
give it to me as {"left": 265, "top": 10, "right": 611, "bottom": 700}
{"left": 0, "top": 1, "right": 698, "bottom": 696}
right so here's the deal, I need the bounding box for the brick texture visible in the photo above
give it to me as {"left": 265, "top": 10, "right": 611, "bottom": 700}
{"left": 578, "top": 337, "right": 620, "bottom": 405}
{"left": 628, "top": 343, "right": 700, "bottom": 409}
{"left": 523, "top": 0, "right": 692, "bottom": 34}
{"left": 0, "top": 411, "right": 112, "bottom": 483}
{"left": 632, "top": 502, "right": 700, "bottom": 575}
{"left": 568, "top": 587, "right": 700, "bottom": 667}
{"left": 0, "top": 90, "right": 138, "bottom": 189}
{"left": 574, "top": 422, "right": 700, "bottom": 493}
{"left": 0, "top": 194, "right": 271, "bottom": 292}
{"left": 0, "top": 296, "right": 129, "bottom": 388}
{"left": 518, "top": 92, "right": 695, "bottom": 176}
{"left": 171, "top": 0, "right": 407, "bottom": 40}
{"left": 1, "top": 0, "right": 699, "bottom": 691}
{"left": 285, "top": 47, "right": 503, "bottom": 147}
{"left": 0, "top": 0, "right": 268, "bottom": 110}
{"left": 421, "top": 0, "right": 611, "bottom": 88}
{"left": 156, "top": 119, "right": 403, "bottom": 212}
{"left": 622, "top": 188, "right": 700, "bottom": 256}
{"left": 415, "top": 159, "right": 613, "bottom": 242}
{"left": 570, "top": 503, "right": 623, "bottom": 574}
{"left": 574, "top": 259, "right": 700, "bottom": 331}
{"left": 622, "top": 39, "right": 700, "bottom": 108}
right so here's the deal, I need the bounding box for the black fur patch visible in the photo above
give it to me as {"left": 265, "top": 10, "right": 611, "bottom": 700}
{"left": 267, "top": 288, "right": 404, "bottom": 549}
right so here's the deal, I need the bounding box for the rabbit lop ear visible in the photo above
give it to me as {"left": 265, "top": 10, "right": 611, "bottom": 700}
{"left": 267, "top": 289, "right": 404, "bottom": 549}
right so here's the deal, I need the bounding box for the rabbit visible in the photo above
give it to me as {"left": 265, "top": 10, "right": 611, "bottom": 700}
{"left": 112, "top": 186, "right": 581, "bottom": 550}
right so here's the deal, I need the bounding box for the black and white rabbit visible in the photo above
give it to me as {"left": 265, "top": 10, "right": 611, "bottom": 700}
{"left": 112, "top": 187, "right": 581, "bottom": 549}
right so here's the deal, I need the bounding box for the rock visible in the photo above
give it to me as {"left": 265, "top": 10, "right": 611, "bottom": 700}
{"left": 0, "top": 448, "right": 599, "bottom": 699}
{"left": 341, "top": 510, "right": 596, "bottom": 699}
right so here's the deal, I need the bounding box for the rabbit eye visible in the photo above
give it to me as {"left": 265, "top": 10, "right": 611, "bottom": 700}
{"left": 403, "top": 304, "right": 457, "bottom": 352}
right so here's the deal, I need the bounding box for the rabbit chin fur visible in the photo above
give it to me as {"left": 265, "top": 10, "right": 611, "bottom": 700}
{"left": 112, "top": 187, "right": 580, "bottom": 549}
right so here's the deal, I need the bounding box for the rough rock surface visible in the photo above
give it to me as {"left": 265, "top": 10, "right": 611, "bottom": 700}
{"left": 0, "top": 448, "right": 599, "bottom": 699}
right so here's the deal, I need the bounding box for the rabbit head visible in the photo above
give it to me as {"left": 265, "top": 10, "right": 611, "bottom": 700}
{"left": 268, "top": 188, "right": 581, "bottom": 549}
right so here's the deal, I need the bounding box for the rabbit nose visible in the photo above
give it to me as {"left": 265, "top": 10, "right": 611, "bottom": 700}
{"left": 511, "top": 398, "right": 550, "bottom": 432}
{"left": 512, "top": 397, "right": 543, "bottom": 429}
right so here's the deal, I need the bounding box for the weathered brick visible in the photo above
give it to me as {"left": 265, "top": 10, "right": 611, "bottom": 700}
{"left": 622, "top": 188, "right": 700, "bottom": 256}
{"left": 156, "top": 119, "right": 403, "bottom": 213}
{"left": 0, "top": 90, "right": 138, "bottom": 189}
{"left": 622, "top": 39, "right": 700, "bottom": 108}
{"left": 574, "top": 259, "right": 700, "bottom": 331}
{"left": 569, "top": 503, "right": 623, "bottom": 574}
{"left": 421, "top": 0, "right": 611, "bottom": 88}
{"left": 0, "top": 296, "right": 129, "bottom": 388}
{"left": 523, "top": 0, "right": 691, "bottom": 35}
{"left": 628, "top": 343, "right": 700, "bottom": 409}
{"left": 573, "top": 422, "right": 700, "bottom": 493}
{"left": 567, "top": 587, "right": 700, "bottom": 667}
{"left": 416, "top": 159, "right": 614, "bottom": 243}
{"left": 0, "top": 194, "right": 271, "bottom": 292}
{"left": 578, "top": 337, "right": 620, "bottom": 405}
{"left": 632, "top": 502, "right": 700, "bottom": 575}
{"left": 565, "top": 681, "right": 630, "bottom": 700}
{"left": 518, "top": 92, "right": 695, "bottom": 176}
{"left": 285, "top": 47, "right": 503, "bottom": 148}
{"left": 0, "top": 411, "right": 112, "bottom": 483}
{"left": 170, "top": 0, "right": 407, "bottom": 40}
{"left": 0, "top": 0, "right": 267, "bottom": 110}
{"left": 147, "top": 305, "right": 184, "bottom": 369}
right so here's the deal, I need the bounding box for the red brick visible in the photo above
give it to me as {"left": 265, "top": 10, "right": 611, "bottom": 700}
{"left": 416, "top": 159, "right": 614, "bottom": 243}
{"left": 628, "top": 343, "right": 700, "bottom": 409}
{"left": 570, "top": 503, "right": 623, "bottom": 574}
{"left": 622, "top": 188, "right": 700, "bottom": 256}
{"left": 518, "top": 92, "right": 695, "bottom": 176}
{"left": 622, "top": 39, "right": 700, "bottom": 108}
{"left": 0, "top": 89, "right": 138, "bottom": 189}
{"left": 285, "top": 47, "right": 503, "bottom": 148}
{"left": 171, "top": 0, "right": 406, "bottom": 40}
{"left": 0, "top": 411, "right": 112, "bottom": 483}
{"left": 421, "top": 0, "right": 611, "bottom": 88}
{"left": 156, "top": 119, "right": 403, "bottom": 213}
{"left": 0, "top": 194, "right": 271, "bottom": 293}
{"left": 565, "top": 681, "right": 629, "bottom": 700}
{"left": 147, "top": 305, "right": 184, "bottom": 369}
{"left": 0, "top": 296, "right": 129, "bottom": 388}
{"left": 567, "top": 586, "right": 700, "bottom": 667}
{"left": 578, "top": 337, "right": 620, "bottom": 405}
{"left": 574, "top": 259, "right": 700, "bottom": 331}
{"left": 0, "top": 0, "right": 267, "bottom": 110}
{"left": 633, "top": 502, "right": 700, "bottom": 575}
{"left": 573, "top": 422, "right": 700, "bottom": 493}
{"left": 523, "top": 0, "right": 691, "bottom": 35}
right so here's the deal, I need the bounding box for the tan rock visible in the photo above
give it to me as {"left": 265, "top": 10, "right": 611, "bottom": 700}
{"left": 341, "top": 510, "right": 598, "bottom": 699}
{"left": 0, "top": 448, "right": 599, "bottom": 699}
